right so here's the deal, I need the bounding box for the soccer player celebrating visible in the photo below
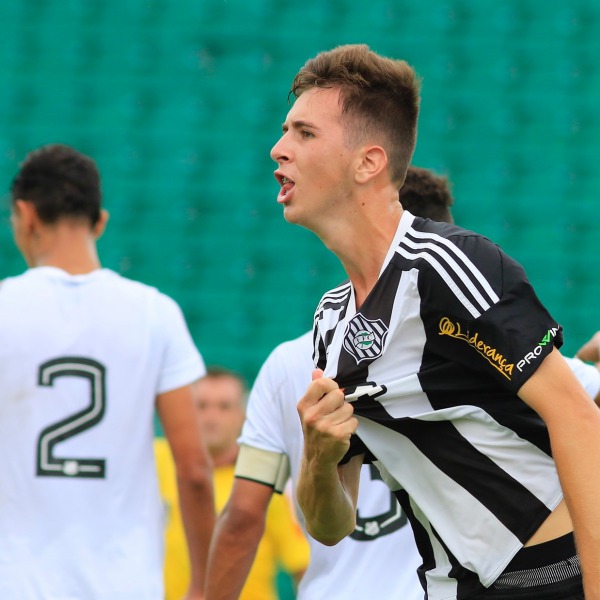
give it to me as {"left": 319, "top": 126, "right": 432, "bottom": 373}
{"left": 205, "top": 166, "right": 454, "bottom": 600}
{"left": 270, "top": 44, "right": 600, "bottom": 599}
{"left": 0, "top": 144, "right": 214, "bottom": 600}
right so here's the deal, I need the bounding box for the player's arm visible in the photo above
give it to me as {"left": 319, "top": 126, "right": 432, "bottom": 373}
{"left": 576, "top": 331, "right": 600, "bottom": 364}
{"left": 205, "top": 443, "right": 291, "bottom": 600}
{"left": 518, "top": 348, "right": 600, "bottom": 599}
{"left": 157, "top": 384, "right": 215, "bottom": 600}
{"left": 296, "top": 370, "right": 362, "bottom": 545}
{"left": 268, "top": 487, "right": 310, "bottom": 590}
{"left": 205, "top": 475, "right": 273, "bottom": 600}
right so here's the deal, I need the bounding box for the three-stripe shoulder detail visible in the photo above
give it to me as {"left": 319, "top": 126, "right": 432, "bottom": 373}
{"left": 316, "top": 281, "right": 352, "bottom": 312}
{"left": 396, "top": 228, "right": 500, "bottom": 318}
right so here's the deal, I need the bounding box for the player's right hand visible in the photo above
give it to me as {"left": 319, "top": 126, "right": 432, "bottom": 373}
{"left": 297, "top": 370, "right": 358, "bottom": 466}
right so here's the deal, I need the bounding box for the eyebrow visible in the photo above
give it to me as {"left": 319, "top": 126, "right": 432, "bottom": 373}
{"left": 281, "top": 119, "right": 319, "bottom": 133}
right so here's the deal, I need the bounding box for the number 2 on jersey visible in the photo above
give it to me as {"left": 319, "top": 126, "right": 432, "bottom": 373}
{"left": 36, "top": 357, "right": 107, "bottom": 479}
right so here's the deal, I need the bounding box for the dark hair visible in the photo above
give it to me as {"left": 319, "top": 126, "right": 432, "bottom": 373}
{"left": 291, "top": 44, "right": 421, "bottom": 186}
{"left": 10, "top": 144, "right": 102, "bottom": 226}
{"left": 400, "top": 166, "right": 454, "bottom": 224}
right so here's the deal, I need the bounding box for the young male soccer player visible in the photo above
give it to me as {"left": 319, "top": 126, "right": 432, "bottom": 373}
{"left": 270, "top": 44, "right": 600, "bottom": 599}
{"left": 0, "top": 144, "right": 214, "bottom": 600}
{"left": 205, "top": 166, "right": 454, "bottom": 600}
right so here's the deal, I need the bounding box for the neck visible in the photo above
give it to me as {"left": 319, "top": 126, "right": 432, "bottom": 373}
{"left": 210, "top": 444, "right": 239, "bottom": 468}
{"left": 320, "top": 196, "right": 403, "bottom": 309}
{"left": 29, "top": 223, "right": 101, "bottom": 275}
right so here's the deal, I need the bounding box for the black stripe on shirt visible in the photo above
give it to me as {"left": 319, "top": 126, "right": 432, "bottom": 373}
{"left": 351, "top": 399, "right": 551, "bottom": 543}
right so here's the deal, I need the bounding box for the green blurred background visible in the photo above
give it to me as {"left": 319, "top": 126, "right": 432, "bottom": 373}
{"left": 1, "top": 0, "right": 598, "bottom": 381}
{"left": 1, "top": 1, "right": 599, "bottom": 598}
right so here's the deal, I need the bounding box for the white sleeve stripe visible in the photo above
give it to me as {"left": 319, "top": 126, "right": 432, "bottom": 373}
{"left": 408, "top": 229, "right": 500, "bottom": 304}
{"left": 397, "top": 247, "right": 482, "bottom": 318}
{"left": 402, "top": 237, "right": 494, "bottom": 313}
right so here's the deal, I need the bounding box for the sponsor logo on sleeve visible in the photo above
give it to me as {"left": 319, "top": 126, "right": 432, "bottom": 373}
{"left": 343, "top": 314, "right": 389, "bottom": 365}
{"left": 438, "top": 317, "right": 514, "bottom": 379}
{"left": 516, "top": 327, "right": 560, "bottom": 372}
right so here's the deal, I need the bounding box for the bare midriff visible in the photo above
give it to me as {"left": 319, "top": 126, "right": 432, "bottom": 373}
{"left": 524, "top": 498, "right": 573, "bottom": 547}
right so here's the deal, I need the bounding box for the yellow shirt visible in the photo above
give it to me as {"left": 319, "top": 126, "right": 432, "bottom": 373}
{"left": 154, "top": 438, "right": 309, "bottom": 600}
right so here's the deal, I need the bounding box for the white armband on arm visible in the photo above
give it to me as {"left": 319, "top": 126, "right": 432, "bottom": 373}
{"left": 235, "top": 444, "right": 290, "bottom": 494}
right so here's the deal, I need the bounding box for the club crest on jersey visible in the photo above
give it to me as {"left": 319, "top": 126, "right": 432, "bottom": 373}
{"left": 343, "top": 314, "right": 389, "bottom": 365}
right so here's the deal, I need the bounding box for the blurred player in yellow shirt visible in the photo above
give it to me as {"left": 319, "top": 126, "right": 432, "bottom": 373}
{"left": 155, "top": 367, "right": 309, "bottom": 600}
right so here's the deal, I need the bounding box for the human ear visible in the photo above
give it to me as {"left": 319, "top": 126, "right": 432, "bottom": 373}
{"left": 13, "top": 199, "right": 39, "bottom": 232}
{"left": 93, "top": 209, "right": 110, "bottom": 239}
{"left": 354, "top": 145, "right": 388, "bottom": 184}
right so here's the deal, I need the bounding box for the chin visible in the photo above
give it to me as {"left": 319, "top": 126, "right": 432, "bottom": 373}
{"left": 282, "top": 205, "right": 306, "bottom": 227}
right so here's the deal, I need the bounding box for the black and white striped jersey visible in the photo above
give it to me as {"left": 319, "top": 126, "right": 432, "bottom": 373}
{"left": 313, "top": 211, "right": 564, "bottom": 600}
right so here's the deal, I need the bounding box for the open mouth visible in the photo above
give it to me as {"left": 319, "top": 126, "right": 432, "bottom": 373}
{"left": 275, "top": 172, "right": 296, "bottom": 202}
{"left": 280, "top": 176, "right": 295, "bottom": 196}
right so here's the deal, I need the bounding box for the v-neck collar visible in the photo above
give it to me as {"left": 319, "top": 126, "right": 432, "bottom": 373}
{"left": 346, "top": 210, "right": 416, "bottom": 316}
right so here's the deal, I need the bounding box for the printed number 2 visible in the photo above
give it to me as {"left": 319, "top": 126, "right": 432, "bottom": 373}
{"left": 36, "top": 357, "right": 107, "bottom": 479}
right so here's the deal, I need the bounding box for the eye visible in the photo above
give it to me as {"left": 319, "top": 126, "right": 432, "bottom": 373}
{"left": 301, "top": 129, "right": 314, "bottom": 139}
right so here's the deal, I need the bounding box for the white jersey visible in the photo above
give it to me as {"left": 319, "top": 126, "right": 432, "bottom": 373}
{"left": 0, "top": 267, "right": 205, "bottom": 600}
{"left": 563, "top": 356, "right": 600, "bottom": 399}
{"left": 239, "top": 331, "right": 423, "bottom": 600}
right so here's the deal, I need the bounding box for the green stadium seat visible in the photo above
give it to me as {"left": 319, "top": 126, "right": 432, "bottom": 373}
{"left": 3, "top": 0, "right": 599, "bottom": 382}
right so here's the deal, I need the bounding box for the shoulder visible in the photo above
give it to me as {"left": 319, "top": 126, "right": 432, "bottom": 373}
{"left": 270, "top": 331, "right": 313, "bottom": 365}
{"left": 105, "top": 270, "right": 162, "bottom": 298}
{"left": 0, "top": 270, "right": 58, "bottom": 307}
{"left": 114, "top": 272, "right": 185, "bottom": 315}
{"left": 315, "top": 279, "right": 352, "bottom": 313}
{"left": 253, "top": 331, "right": 313, "bottom": 398}
{"left": 400, "top": 217, "right": 502, "bottom": 263}
{"left": 400, "top": 218, "right": 522, "bottom": 283}
{"left": 313, "top": 280, "right": 352, "bottom": 344}
{"left": 396, "top": 219, "right": 525, "bottom": 318}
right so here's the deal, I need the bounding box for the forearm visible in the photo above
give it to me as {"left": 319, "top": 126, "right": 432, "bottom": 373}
{"left": 549, "top": 411, "right": 600, "bottom": 599}
{"left": 205, "top": 507, "right": 265, "bottom": 600}
{"left": 178, "top": 468, "right": 215, "bottom": 595}
{"left": 296, "top": 457, "right": 356, "bottom": 546}
{"left": 520, "top": 351, "right": 600, "bottom": 598}
{"left": 296, "top": 373, "right": 361, "bottom": 545}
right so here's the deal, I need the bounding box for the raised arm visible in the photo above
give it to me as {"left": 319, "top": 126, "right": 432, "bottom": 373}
{"left": 205, "top": 477, "right": 273, "bottom": 600}
{"left": 518, "top": 348, "right": 600, "bottom": 600}
{"left": 296, "top": 370, "right": 362, "bottom": 545}
{"left": 157, "top": 384, "right": 215, "bottom": 600}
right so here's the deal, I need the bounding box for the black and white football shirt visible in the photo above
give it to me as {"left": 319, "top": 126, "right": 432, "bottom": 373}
{"left": 313, "top": 211, "right": 564, "bottom": 600}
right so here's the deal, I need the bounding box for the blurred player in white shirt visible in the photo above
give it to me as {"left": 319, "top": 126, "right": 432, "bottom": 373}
{"left": 0, "top": 144, "right": 214, "bottom": 600}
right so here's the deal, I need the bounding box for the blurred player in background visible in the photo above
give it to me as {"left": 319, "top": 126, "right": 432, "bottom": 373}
{"left": 0, "top": 144, "right": 214, "bottom": 600}
{"left": 157, "top": 367, "right": 309, "bottom": 600}
{"left": 576, "top": 331, "right": 600, "bottom": 365}
{"left": 272, "top": 44, "right": 600, "bottom": 599}
{"left": 399, "top": 165, "right": 454, "bottom": 223}
{"left": 205, "top": 166, "right": 455, "bottom": 600}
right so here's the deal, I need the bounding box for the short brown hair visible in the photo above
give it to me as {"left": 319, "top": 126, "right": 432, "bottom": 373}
{"left": 400, "top": 167, "right": 454, "bottom": 224}
{"left": 291, "top": 44, "right": 421, "bottom": 186}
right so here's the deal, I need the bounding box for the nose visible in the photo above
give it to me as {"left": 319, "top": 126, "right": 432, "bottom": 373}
{"left": 270, "top": 134, "right": 290, "bottom": 164}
